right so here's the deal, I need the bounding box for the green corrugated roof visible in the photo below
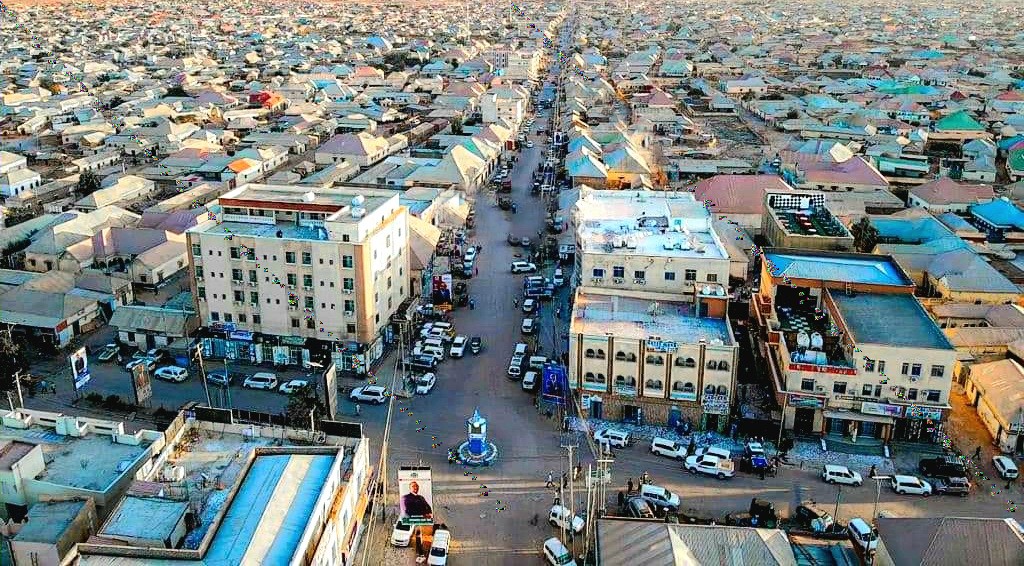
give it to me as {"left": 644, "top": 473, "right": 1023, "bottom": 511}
{"left": 935, "top": 110, "right": 985, "bottom": 132}
{"left": 1009, "top": 149, "right": 1024, "bottom": 172}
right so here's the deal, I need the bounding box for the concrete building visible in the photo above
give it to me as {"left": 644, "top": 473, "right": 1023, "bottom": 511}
{"left": 753, "top": 249, "right": 957, "bottom": 443}
{"left": 570, "top": 287, "right": 738, "bottom": 430}
{"left": 761, "top": 191, "right": 854, "bottom": 251}
{"left": 965, "top": 359, "right": 1024, "bottom": 453}
{"left": 572, "top": 189, "right": 731, "bottom": 297}
{"left": 187, "top": 183, "right": 410, "bottom": 372}
{"left": 10, "top": 499, "right": 98, "bottom": 566}
{"left": 480, "top": 85, "right": 529, "bottom": 127}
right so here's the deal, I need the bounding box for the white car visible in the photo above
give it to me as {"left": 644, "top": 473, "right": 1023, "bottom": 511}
{"left": 511, "top": 261, "right": 537, "bottom": 273}
{"left": 464, "top": 247, "right": 477, "bottom": 262}
{"left": 97, "top": 343, "right": 120, "bottom": 361}
{"left": 391, "top": 520, "right": 413, "bottom": 547}
{"left": 415, "top": 373, "right": 437, "bottom": 395}
{"left": 685, "top": 454, "right": 736, "bottom": 479}
{"left": 639, "top": 484, "right": 681, "bottom": 511}
{"left": 593, "top": 428, "right": 630, "bottom": 448}
{"left": 514, "top": 343, "right": 529, "bottom": 357}
{"left": 243, "top": 372, "right": 278, "bottom": 390}
{"left": 522, "top": 371, "right": 538, "bottom": 391}
{"left": 522, "top": 298, "right": 537, "bottom": 313}
{"left": 650, "top": 437, "right": 687, "bottom": 460}
{"left": 350, "top": 385, "right": 389, "bottom": 404}
{"left": 993, "top": 456, "right": 1019, "bottom": 480}
{"left": 890, "top": 475, "right": 932, "bottom": 496}
{"left": 427, "top": 529, "right": 450, "bottom": 566}
{"left": 526, "top": 140, "right": 535, "bottom": 148}
{"left": 542, "top": 537, "right": 577, "bottom": 566}
{"left": 449, "top": 336, "right": 468, "bottom": 358}
{"left": 154, "top": 366, "right": 188, "bottom": 382}
{"left": 695, "top": 446, "right": 732, "bottom": 461}
{"left": 548, "top": 505, "right": 584, "bottom": 534}
{"left": 521, "top": 318, "right": 535, "bottom": 334}
{"left": 278, "top": 379, "right": 309, "bottom": 394}
{"left": 126, "top": 357, "right": 157, "bottom": 372}
{"left": 822, "top": 464, "right": 863, "bottom": 486}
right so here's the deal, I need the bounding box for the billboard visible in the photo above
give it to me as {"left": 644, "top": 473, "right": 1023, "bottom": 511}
{"left": 70, "top": 347, "right": 90, "bottom": 391}
{"left": 431, "top": 274, "right": 453, "bottom": 306}
{"left": 321, "top": 362, "right": 338, "bottom": 419}
{"left": 541, "top": 364, "right": 569, "bottom": 406}
{"left": 398, "top": 467, "right": 433, "bottom": 525}
{"left": 131, "top": 363, "right": 153, "bottom": 406}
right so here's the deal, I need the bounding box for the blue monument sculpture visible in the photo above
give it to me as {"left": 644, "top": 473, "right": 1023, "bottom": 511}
{"left": 454, "top": 408, "right": 498, "bottom": 466}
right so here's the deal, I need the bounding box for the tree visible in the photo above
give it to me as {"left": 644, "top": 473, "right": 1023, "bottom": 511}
{"left": 850, "top": 217, "right": 879, "bottom": 253}
{"left": 284, "top": 383, "right": 326, "bottom": 428}
{"left": 165, "top": 85, "right": 189, "bottom": 98}
{"left": 76, "top": 170, "right": 101, "bottom": 196}
{"left": 451, "top": 117, "right": 464, "bottom": 135}
{"left": 0, "top": 330, "right": 29, "bottom": 393}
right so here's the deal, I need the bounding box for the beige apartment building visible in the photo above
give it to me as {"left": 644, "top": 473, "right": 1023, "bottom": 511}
{"left": 187, "top": 184, "right": 410, "bottom": 372}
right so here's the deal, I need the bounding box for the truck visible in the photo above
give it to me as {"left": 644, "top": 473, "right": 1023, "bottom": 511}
{"left": 725, "top": 498, "right": 779, "bottom": 529}
{"left": 684, "top": 454, "right": 735, "bottom": 479}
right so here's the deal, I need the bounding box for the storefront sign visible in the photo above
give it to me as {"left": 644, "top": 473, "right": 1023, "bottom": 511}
{"left": 904, "top": 406, "right": 942, "bottom": 420}
{"left": 788, "top": 393, "right": 824, "bottom": 409}
{"left": 670, "top": 390, "right": 698, "bottom": 402}
{"left": 614, "top": 384, "right": 637, "bottom": 397}
{"left": 789, "top": 362, "right": 858, "bottom": 376}
{"left": 229, "top": 330, "right": 253, "bottom": 341}
{"left": 647, "top": 340, "right": 678, "bottom": 353}
{"left": 702, "top": 393, "right": 730, "bottom": 415}
{"left": 280, "top": 335, "right": 306, "bottom": 346}
{"left": 861, "top": 402, "right": 903, "bottom": 418}
{"left": 211, "top": 322, "right": 236, "bottom": 333}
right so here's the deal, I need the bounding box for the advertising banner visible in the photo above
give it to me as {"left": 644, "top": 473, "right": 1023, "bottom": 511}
{"left": 131, "top": 363, "right": 153, "bottom": 406}
{"left": 861, "top": 402, "right": 903, "bottom": 418}
{"left": 398, "top": 467, "right": 433, "bottom": 525}
{"left": 431, "top": 274, "right": 453, "bottom": 306}
{"left": 70, "top": 347, "right": 90, "bottom": 391}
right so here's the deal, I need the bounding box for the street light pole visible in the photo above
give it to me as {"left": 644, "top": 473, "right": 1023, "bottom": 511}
{"left": 833, "top": 484, "right": 842, "bottom": 525}
{"left": 871, "top": 476, "right": 892, "bottom": 523}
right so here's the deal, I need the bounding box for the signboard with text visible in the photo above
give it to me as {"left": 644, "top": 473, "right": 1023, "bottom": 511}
{"left": 861, "top": 402, "right": 903, "bottom": 418}
{"left": 789, "top": 362, "right": 858, "bottom": 376}
{"left": 398, "top": 468, "right": 433, "bottom": 525}
{"left": 702, "top": 393, "right": 730, "bottom": 415}
{"left": 646, "top": 340, "right": 678, "bottom": 353}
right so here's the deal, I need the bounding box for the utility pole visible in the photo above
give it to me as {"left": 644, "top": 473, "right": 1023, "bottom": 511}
{"left": 194, "top": 344, "right": 212, "bottom": 407}
{"left": 561, "top": 439, "right": 577, "bottom": 555}
{"left": 871, "top": 476, "right": 892, "bottom": 523}
{"left": 833, "top": 484, "right": 843, "bottom": 525}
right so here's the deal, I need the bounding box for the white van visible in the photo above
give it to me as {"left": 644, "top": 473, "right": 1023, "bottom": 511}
{"left": 427, "top": 529, "right": 451, "bottom": 565}
{"left": 650, "top": 437, "right": 687, "bottom": 460}
{"left": 415, "top": 345, "right": 446, "bottom": 362}
{"left": 513, "top": 343, "right": 529, "bottom": 357}
{"left": 847, "top": 517, "right": 878, "bottom": 551}
{"left": 522, "top": 371, "right": 538, "bottom": 391}
{"left": 528, "top": 355, "right": 548, "bottom": 369}
{"left": 542, "top": 537, "right": 577, "bottom": 566}
{"left": 553, "top": 268, "right": 565, "bottom": 286}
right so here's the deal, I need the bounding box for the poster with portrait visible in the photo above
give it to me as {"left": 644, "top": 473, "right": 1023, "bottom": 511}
{"left": 397, "top": 467, "right": 433, "bottom": 525}
{"left": 70, "top": 347, "right": 90, "bottom": 391}
{"left": 431, "top": 274, "right": 453, "bottom": 306}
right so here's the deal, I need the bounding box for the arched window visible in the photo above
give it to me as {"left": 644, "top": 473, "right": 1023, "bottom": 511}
{"left": 645, "top": 379, "right": 663, "bottom": 391}
{"left": 675, "top": 357, "right": 696, "bottom": 368}
{"left": 596, "top": 349, "right": 606, "bottom": 360}
{"left": 705, "top": 384, "right": 716, "bottom": 395}
{"left": 615, "top": 351, "right": 627, "bottom": 361}
{"left": 718, "top": 361, "right": 730, "bottom": 371}
{"left": 706, "top": 360, "right": 717, "bottom": 370}
{"left": 585, "top": 348, "right": 596, "bottom": 358}
{"left": 584, "top": 371, "right": 596, "bottom": 382}
{"left": 646, "top": 355, "right": 664, "bottom": 365}
{"left": 717, "top": 385, "right": 728, "bottom": 396}
{"left": 615, "top": 375, "right": 636, "bottom": 386}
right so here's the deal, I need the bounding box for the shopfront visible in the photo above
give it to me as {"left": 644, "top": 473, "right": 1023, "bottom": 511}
{"left": 823, "top": 403, "right": 898, "bottom": 441}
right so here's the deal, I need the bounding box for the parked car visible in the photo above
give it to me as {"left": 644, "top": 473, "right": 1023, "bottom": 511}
{"left": 391, "top": 520, "right": 413, "bottom": 547}
{"left": 725, "top": 499, "right": 779, "bottom": 529}
{"left": 427, "top": 528, "right": 450, "bottom": 566}
{"left": 206, "top": 370, "right": 245, "bottom": 387}
{"left": 521, "top": 318, "right": 535, "bottom": 334}
{"left": 415, "top": 373, "right": 437, "bottom": 395}
{"left": 507, "top": 356, "right": 524, "bottom": 378}
{"left": 694, "top": 446, "right": 731, "bottom": 460}
{"left": 548, "top": 505, "right": 585, "bottom": 534}
{"left": 522, "top": 371, "right": 538, "bottom": 391}
{"left": 244, "top": 372, "right": 278, "bottom": 390}
{"left": 350, "top": 385, "right": 389, "bottom": 404}
{"left": 593, "top": 428, "right": 630, "bottom": 447}
{"left": 890, "top": 475, "right": 932, "bottom": 496}
{"left": 821, "top": 464, "right": 863, "bottom": 486}
{"left": 794, "top": 503, "right": 835, "bottom": 532}
{"left": 932, "top": 476, "right": 970, "bottom": 497}
{"left": 449, "top": 336, "right": 468, "bottom": 358}
{"left": 97, "top": 343, "right": 120, "bottom": 362}
{"left": 919, "top": 455, "right": 967, "bottom": 479}
{"left": 126, "top": 357, "right": 156, "bottom": 372}
{"left": 513, "top": 343, "right": 530, "bottom": 357}
{"left": 278, "top": 379, "right": 309, "bottom": 394}
{"left": 464, "top": 247, "right": 477, "bottom": 263}
{"left": 552, "top": 268, "right": 565, "bottom": 286}
{"left": 145, "top": 348, "right": 168, "bottom": 363}
{"left": 511, "top": 261, "right": 537, "bottom": 273}
{"left": 847, "top": 518, "right": 878, "bottom": 552}
{"left": 469, "top": 336, "right": 482, "bottom": 355}
{"left": 522, "top": 298, "right": 537, "bottom": 313}
{"left": 650, "top": 437, "right": 687, "bottom": 460}
{"left": 528, "top": 355, "right": 548, "bottom": 370}
{"left": 639, "top": 484, "right": 680, "bottom": 513}
{"left": 625, "top": 497, "right": 655, "bottom": 519}
{"left": 685, "top": 454, "right": 735, "bottom": 479}
{"left": 154, "top": 366, "right": 188, "bottom": 382}
{"left": 993, "top": 456, "right": 1019, "bottom": 480}
{"left": 542, "top": 537, "right": 577, "bottom": 566}
{"left": 520, "top": 236, "right": 531, "bottom": 247}
{"left": 402, "top": 355, "right": 438, "bottom": 372}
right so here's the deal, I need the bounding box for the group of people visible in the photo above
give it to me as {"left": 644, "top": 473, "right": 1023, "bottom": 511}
{"left": 625, "top": 471, "right": 651, "bottom": 493}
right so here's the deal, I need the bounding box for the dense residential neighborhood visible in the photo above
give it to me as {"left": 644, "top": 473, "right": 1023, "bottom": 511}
{"left": 2, "top": 0, "right": 1024, "bottom": 564}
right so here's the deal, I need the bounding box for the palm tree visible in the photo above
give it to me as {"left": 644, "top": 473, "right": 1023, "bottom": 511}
{"left": 850, "top": 217, "right": 879, "bottom": 253}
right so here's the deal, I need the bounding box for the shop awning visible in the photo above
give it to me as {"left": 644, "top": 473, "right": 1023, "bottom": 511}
{"left": 822, "top": 409, "right": 895, "bottom": 425}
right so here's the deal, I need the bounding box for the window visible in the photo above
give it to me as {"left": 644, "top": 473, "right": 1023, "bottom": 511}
{"left": 197, "top": 286, "right": 206, "bottom": 298}
{"left": 250, "top": 292, "right": 259, "bottom": 303}
{"left": 230, "top": 247, "right": 240, "bottom": 259}
{"left": 674, "top": 382, "right": 695, "bottom": 394}
{"left": 302, "top": 251, "right": 312, "bottom": 265}
{"left": 306, "top": 318, "right": 315, "bottom": 329}
{"left": 664, "top": 271, "right": 676, "bottom": 281}
{"left": 286, "top": 273, "right": 297, "bottom": 286}
{"left": 612, "top": 266, "right": 625, "bottom": 278}
{"left": 303, "top": 274, "right": 313, "bottom": 288}
{"left": 347, "top": 323, "right": 357, "bottom": 333}
{"left": 645, "top": 355, "right": 664, "bottom": 365}
{"left": 801, "top": 378, "right": 815, "bottom": 391}
{"left": 343, "top": 278, "right": 354, "bottom": 291}
{"left": 675, "top": 357, "right": 696, "bottom": 368}
{"left": 233, "top": 290, "right": 244, "bottom": 301}
{"left": 344, "top": 300, "right": 355, "bottom": 312}
{"left": 592, "top": 268, "right": 605, "bottom": 278}
{"left": 192, "top": 244, "right": 201, "bottom": 256}
{"left": 926, "top": 390, "right": 941, "bottom": 403}
{"left": 864, "top": 359, "right": 875, "bottom": 372}
{"left": 231, "top": 269, "right": 243, "bottom": 282}
{"left": 195, "top": 266, "right": 204, "bottom": 279}
{"left": 615, "top": 351, "right": 627, "bottom": 361}
{"left": 211, "top": 311, "right": 220, "bottom": 322}
{"left": 930, "top": 365, "right": 944, "bottom": 378}
{"left": 833, "top": 382, "right": 847, "bottom": 394}
{"left": 684, "top": 269, "right": 697, "bottom": 281}
{"left": 223, "top": 314, "right": 232, "bottom": 323}
{"left": 633, "top": 270, "right": 645, "bottom": 280}
{"left": 645, "top": 379, "right": 663, "bottom": 391}
{"left": 343, "top": 255, "right": 354, "bottom": 268}
{"left": 238, "top": 314, "right": 247, "bottom": 323}
{"left": 253, "top": 314, "right": 261, "bottom": 324}
{"left": 249, "top": 270, "right": 257, "bottom": 282}
{"left": 878, "top": 360, "right": 886, "bottom": 374}
{"left": 285, "top": 251, "right": 296, "bottom": 264}
{"left": 911, "top": 363, "right": 922, "bottom": 377}
{"left": 717, "top": 361, "right": 730, "bottom": 371}
{"left": 291, "top": 318, "right": 300, "bottom": 328}
{"left": 874, "top": 385, "right": 882, "bottom": 397}
{"left": 907, "top": 388, "right": 918, "bottom": 401}
{"left": 862, "top": 384, "right": 873, "bottom": 396}
{"left": 901, "top": 363, "right": 910, "bottom": 375}
{"left": 305, "top": 297, "right": 314, "bottom": 309}
{"left": 707, "top": 273, "right": 718, "bottom": 283}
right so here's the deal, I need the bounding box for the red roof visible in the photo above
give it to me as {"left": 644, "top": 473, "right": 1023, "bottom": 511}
{"left": 909, "top": 177, "right": 994, "bottom": 205}
{"left": 692, "top": 175, "right": 795, "bottom": 215}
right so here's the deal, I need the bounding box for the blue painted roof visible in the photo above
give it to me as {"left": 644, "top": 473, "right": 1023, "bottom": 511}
{"left": 870, "top": 216, "right": 957, "bottom": 244}
{"left": 831, "top": 293, "right": 953, "bottom": 350}
{"left": 205, "top": 454, "right": 335, "bottom": 565}
{"left": 971, "top": 199, "right": 1024, "bottom": 230}
{"left": 764, "top": 252, "right": 913, "bottom": 286}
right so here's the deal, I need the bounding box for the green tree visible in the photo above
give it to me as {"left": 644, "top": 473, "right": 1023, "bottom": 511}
{"left": 0, "top": 330, "right": 29, "bottom": 393}
{"left": 76, "top": 170, "right": 101, "bottom": 196}
{"left": 165, "top": 85, "right": 189, "bottom": 98}
{"left": 451, "top": 117, "right": 464, "bottom": 135}
{"left": 284, "top": 383, "right": 326, "bottom": 428}
{"left": 850, "top": 217, "right": 879, "bottom": 253}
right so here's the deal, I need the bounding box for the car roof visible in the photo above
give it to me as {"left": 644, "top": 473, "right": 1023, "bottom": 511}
{"left": 893, "top": 474, "right": 920, "bottom": 482}
{"left": 995, "top": 456, "right": 1018, "bottom": 466}
{"left": 825, "top": 464, "right": 851, "bottom": 471}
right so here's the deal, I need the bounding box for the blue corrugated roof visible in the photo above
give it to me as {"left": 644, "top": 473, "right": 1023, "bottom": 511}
{"left": 831, "top": 293, "right": 953, "bottom": 349}
{"left": 971, "top": 199, "right": 1024, "bottom": 230}
{"left": 764, "top": 252, "right": 913, "bottom": 286}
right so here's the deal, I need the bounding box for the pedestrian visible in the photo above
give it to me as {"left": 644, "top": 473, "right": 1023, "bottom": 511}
{"left": 474, "top": 267, "right": 478, "bottom": 276}
{"left": 1006, "top": 478, "right": 1014, "bottom": 490}
{"left": 546, "top": 471, "right": 554, "bottom": 488}
{"left": 974, "top": 446, "right": 983, "bottom": 459}
{"left": 627, "top": 478, "right": 634, "bottom": 493}
{"left": 513, "top": 298, "right": 519, "bottom": 308}
{"left": 869, "top": 464, "right": 877, "bottom": 478}
{"left": 617, "top": 490, "right": 625, "bottom": 508}
{"left": 562, "top": 473, "right": 568, "bottom": 488}
{"left": 574, "top": 464, "right": 582, "bottom": 480}
{"left": 469, "top": 298, "right": 475, "bottom": 310}
{"left": 354, "top": 404, "right": 360, "bottom": 416}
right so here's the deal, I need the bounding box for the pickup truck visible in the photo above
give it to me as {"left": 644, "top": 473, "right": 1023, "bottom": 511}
{"left": 684, "top": 454, "right": 735, "bottom": 479}
{"left": 932, "top": 476, "right": 971, "bottom": 497}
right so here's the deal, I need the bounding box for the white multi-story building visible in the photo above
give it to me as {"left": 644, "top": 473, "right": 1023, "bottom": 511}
{"left": 480, "top": 85, "right": 529, "bottom": 128}
{"left": 187, "top": 183, "right": 410, "bottom": 372}
{"left": 504, "top": 49, "right": 542, "bottom": 83}
{"left": 572, "top": 189, "right": 732, "bottom": 299}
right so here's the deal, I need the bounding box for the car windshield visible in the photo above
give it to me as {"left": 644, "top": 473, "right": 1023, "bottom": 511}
{"left": 429, "top": 547, "right": 446, "bottom": 557}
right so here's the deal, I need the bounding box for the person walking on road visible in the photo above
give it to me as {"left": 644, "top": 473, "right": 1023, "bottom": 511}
{"left": 546, "top": 471, "right": 554, "bottom": 488}
{"left": 974, "top": 446, "right": 983, "bottom": 459}
{"left": 627, "top": 478, "right": 634, "bottom": 493}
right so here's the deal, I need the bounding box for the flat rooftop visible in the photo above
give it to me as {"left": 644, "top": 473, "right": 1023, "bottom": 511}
{"left": 831, "top": 292, "right": 953, "bottom": 350}
{"left": 219, "top": 183, "right": 394, "bottom": 217}
{"left": 0, "top": 427, "right": 150, "bottom": 492}
{"left": 14, "top": 500, "right": 89, "bottom": 544}
{"left": 773, "top": 209, "right": 850, "bottom": 238}
{"left": 573, "top": 292, "right": 734, "bottom": 345}
{"left": 100, "top": 496, "right": 189, "bottom": 542}
{"left": 764, "top": 250, "right": 914, "bottom": 287}
{"left": 198, "top": 219, "right": 328, "bottom": 241}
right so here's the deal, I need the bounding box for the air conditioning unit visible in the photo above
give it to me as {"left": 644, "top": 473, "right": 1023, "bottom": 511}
{"left": 250, "top": 303, "right": 259, "bottom": 309}
{"left": 343, "top": 289, "right": 354, "bottom": 294}
{"left": 248, "top": 281, "right": 257, "bottom": 287}
{"left": 613, "top": 278, "right": 624, "bottom": 284}
{"left": 592, "top": 278, "right": 603, "bottom": 283}
{"left": 344, "top": 310, "right": 354, "bottom": 317}
{"left": 634, "top": 279, "right": 646, "bottom": 285}
{"left": 814, "top": 385, "right": 825, "bottom": 392}
{"left": 287, "top": 285, "right": 295, "bottom": 290}
{"left": 303, "top": 286, "right": 313, "bottom": 291}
